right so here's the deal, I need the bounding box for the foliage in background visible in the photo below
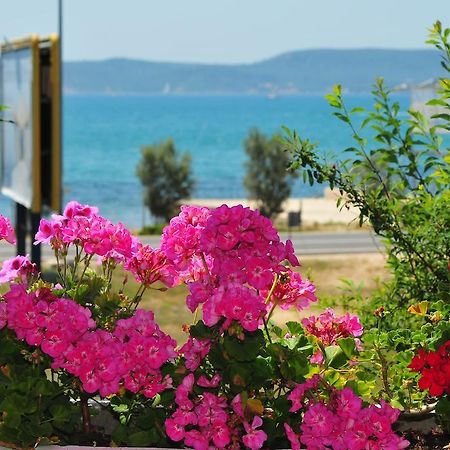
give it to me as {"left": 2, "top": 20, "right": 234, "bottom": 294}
{"left": 282, "top": 21, "right": 450, "bottom": 324}
{"left": 244, "top": 128, "right": 298, "bottom": 219}
{"left": 137, "top": 139, "right": 195, "bottom": 223}
{"left": 138, "top": 223, "right": 167, "bottom": 236}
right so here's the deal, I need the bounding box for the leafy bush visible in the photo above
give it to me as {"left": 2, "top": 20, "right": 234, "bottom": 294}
{"left": 282, "top": 21, "right": 450, "bottom": 319}
{"left": 137, "top": 139, "right": 195, "bottom": 223}
{"left": 244, "top": 128, "right": 298, "bottom": 219}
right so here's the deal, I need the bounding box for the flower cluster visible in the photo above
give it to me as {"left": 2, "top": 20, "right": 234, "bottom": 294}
{"left": 162, "top": 204, "right": 314, "bottom": 332}
{"left": 408, "top": 340, "right": 450, "bottom": 397}
{"left": 0, "top": 201, "right": 411, "bottom": 449}
{"left": 302, "top": 308, "right": 363, "bottom": 364}
{"left": 35, "top": 201, "right": 139, "bottom": 261}
{"left": 165, "top": 374, "right": 267, "bottom": 450}
{"left": 179, "top": 336, "right": 211, "bottom": 371}
{"left": 2, "top": 284, "right": 176, "bottom": 398}
{"left": 165, "top": 374, "right": 230, "bottom": 449}
{"left": 0, "top": 214, "right": 15, "bottom": 244}
{"left": 161, "top": 205, "right": 211, "bottom": 280}
{"left": 263, "top": 268, "right": 317, "bottom": 311}
{"left": 199, "top": 204, "right": 299, "bottom": 287}
{"left": 3, "top": 284, "right": 95, "bottom": 348}
{"left": 124, "top": 244, "right": 178, "bottom": 288}
{"left": 302, "top": 308, "right": 363, "bottom": 345}
{"left": 287, "top": 381, "right": 409, "bottom": 450}
{"left": 59, "top": 309, "right": 176, "bottom": 397}
{"left": 0, "top": 255, "right": 37, "bottom": 284}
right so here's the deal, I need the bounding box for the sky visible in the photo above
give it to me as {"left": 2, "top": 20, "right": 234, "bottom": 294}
{"left": 2, "top": 0, "right": 450, "bottom": 64}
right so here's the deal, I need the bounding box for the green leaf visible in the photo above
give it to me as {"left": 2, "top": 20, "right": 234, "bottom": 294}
{"left": 350, "top": 107, "right": 365, "bottom": 114}
{"left": 111, "top": 403, "right": 129, "bottom": 414}
{"left": 128, "top": 430, "right": 159, "bottom": 446}
{"left": 286, "top": 321, "right": 303, "bottom": 335}
{"left": 50, "top": 403, "right": 72, "bottom": 425}
{"left": 223, "top": 330, "right": 265, "bottom": 362}
{"left": 324, "top": 345, "right": 348, "bottom": 369}
{"left": 189, "top": 320, "right": 213, "bottom": 339}
{"left": 337, "top": 337, "right": 357, "bottom": 359}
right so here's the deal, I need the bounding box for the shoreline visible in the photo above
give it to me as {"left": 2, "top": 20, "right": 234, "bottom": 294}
{"left": 186, "top": 191, "right": 360, "bottom": 226}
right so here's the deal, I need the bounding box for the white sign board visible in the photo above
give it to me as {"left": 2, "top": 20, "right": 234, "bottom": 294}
{"left": 1, "top": 47, "right": 34, "bottom": 208}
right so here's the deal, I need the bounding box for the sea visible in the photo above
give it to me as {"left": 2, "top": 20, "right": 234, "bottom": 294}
{"left": 0, "top": 93, "right": 411, "bottom": 229}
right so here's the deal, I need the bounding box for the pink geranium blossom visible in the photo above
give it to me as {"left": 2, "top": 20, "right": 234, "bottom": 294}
{"left": 286, "top": 382, "right": 408, "bottom": 450}
{"left": 302, "top": 308, "right": 363, "bottom": 364}
{"left": 34, "top": 201, "right": 139, "bottom": 262}
{"left": 242, "top": 416, "right": 268, "bottom": 450}
{"left": 284, "top": 423, "right": 301, "bottom": 450}
{"left": 0, "top": 255, "right": 37, "bottom": 284}
{"left": 0, "top": 214, "right": 16, "bottom": 244}
{"left": 302, "top": 308, "right": 363, "bottom": 346}
{"left": 263, "top": 268, "right": 317, "bottom": 312}
{"left": 125, "top": 244, "right": 178, "bottom": 287}
{"left": 0, "top": 302, "right": 7, "bottom": 329}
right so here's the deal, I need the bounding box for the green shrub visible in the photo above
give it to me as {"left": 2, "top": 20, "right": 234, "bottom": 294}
{"left": 282, "top": 21, "right": 450, "bottom": 323}
{"left": 137, "top": 139, "right": 195, "bottom": 223}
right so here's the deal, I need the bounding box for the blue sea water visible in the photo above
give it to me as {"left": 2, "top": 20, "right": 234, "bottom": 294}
{"left": 0, "top": 93, "right": 410, "bottom": 228}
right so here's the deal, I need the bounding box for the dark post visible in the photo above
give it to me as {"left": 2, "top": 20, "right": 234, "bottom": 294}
{"left": 30, "top": 212, "right": 41, "bottom": 271}
{"left": 15, "top": 202, "right": 27, "bottom": 256}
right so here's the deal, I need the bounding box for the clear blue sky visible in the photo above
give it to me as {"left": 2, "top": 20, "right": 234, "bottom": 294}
{"left": 2, "top": 0, "right": 450, "bottom": 63}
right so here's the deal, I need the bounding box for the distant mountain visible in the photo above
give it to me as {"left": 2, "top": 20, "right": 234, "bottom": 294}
{"left": 64, "top": 49, "right": 443, "bottom": 95}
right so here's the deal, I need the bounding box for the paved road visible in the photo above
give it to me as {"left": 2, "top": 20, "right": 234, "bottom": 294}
{"left": 0, "top": 231, "right": 383, "bottom": 262}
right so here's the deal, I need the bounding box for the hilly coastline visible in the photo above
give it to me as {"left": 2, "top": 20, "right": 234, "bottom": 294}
{"left": 64, "top": 48, "right": 443, "bottom": 95}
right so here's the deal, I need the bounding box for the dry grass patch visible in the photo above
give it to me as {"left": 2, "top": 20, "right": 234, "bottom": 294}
{"left": 124, "top": 252, "right": 388, "bottom": 342}
{"left": 37, "top": 252, "right": 388, "bottom": 343}
{"left": 271, "top": 252, "right": 389, "bottom": 326}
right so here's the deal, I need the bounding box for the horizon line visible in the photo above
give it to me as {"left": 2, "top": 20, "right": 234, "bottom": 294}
{"left": 63, "top": 46, "right": 437, "bottom": 66}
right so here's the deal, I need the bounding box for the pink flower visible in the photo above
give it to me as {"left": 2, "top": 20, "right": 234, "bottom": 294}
{"left": 194, "top": 392, "right": 228, "bottom": 427}
{"left": 287, "top": 383, "right": 408, "bottom": 450}
{"left": 231, "top": 393, "right": 245, "bottom": 418}
{"left": 335, "top": 387, "right": 362, "bottom": 418}
{"left": 34, "top": 215, "right": 65, "bottom": 248}
{"left": 161, "top": 205, "right": 211, "bottom": 278}
{"left": 0, "top": 255, "right": 37, "bottom": 283}
{"left": 197, "top": 373, "right": 221, "bottom": 388}
{"left": 284, "top": 423, "right": 301, "bottom": 450}
{"left": 0, "top": 302, "right": 7, "bottom": 329}
{"left": 63, "top": 201, "right": 98, "bottom": 219}
{"left": 246, "top": 257, "right": 273, "bottom": 290}
{"left": 288, "top": 375, "right": 321, "bottom": 412}
{"left": 211, "top": 421, "right": 231, "bottom": 448}
{"left": 302, "top": 308, "right": 363, "bottom": 348}
{"left": 34, "top": 202, "right": 139, "bottom": 261}
{"left": 125, "top": 244, "right": 178, "bottom": 288}
{"left": 0, "top": 215, "right": 16, "bottom": 244}
{"left": 265, "top": 268, "right": 317, "bottom": 312}
{"left": 242, "top": 416, "right": 267, "bottom": 450}
{"left": 184, "top": 429, "right": 210, "bottom": 450}
{"left": 180, "top": 337, "right": 211, "bottom": 371}
{"left": 165, "top": 417, "right": 185, "bottom": 442}
{"left": 300, "top": 403, "right": 335, "bottom": 448}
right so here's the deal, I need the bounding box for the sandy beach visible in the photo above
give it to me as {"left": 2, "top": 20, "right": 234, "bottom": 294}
{"left": 187, "top": 189, "right": 360, "bottom": 226}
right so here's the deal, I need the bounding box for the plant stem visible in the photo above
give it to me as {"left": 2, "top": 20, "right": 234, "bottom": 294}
{"left": 80, "top": 394, "right": 92, "bottom": 434}
{"left": 265, "top": 274, "right": 279, "bottom": 305}
{"left": 262, "top": 317, "right": 273, "bottom": 344}
{"left": 374, "top": 345, "right": 392, "bottom": 400}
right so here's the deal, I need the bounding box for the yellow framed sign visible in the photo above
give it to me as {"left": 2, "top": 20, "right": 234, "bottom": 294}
{"left": 0, "top": 34, "right": 61, "bottom": 213}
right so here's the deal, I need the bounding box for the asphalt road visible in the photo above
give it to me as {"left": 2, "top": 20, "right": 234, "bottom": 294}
{"left": 0, "top": 231, "right": 383, "bottom": 263}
